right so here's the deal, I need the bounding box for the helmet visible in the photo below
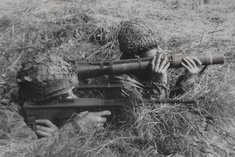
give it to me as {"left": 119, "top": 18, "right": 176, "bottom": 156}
{"left": 118, "top": 19, "right": 161, "bottom": 57}
{"left": 17, "top": 54, "right": 78, "bottom": 102}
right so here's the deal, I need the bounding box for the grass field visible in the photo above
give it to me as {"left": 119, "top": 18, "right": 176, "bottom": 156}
{"left": 0, "top": 0, "right": 235, "bottom": 156}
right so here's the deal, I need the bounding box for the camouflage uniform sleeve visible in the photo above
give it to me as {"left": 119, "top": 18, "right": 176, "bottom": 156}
{"left": 109, "top": 74, "right": 170, "bottom": 103}
{"left": 59, "top": 121, "right": 81, "bottom": 135}
{"left": 108, "top": 74, "right": 144, "bottom": 106}
{"left": 170, "top": 73, "right": 200, "bottom": 98}
{"left": 0, "top": 80, "right": 37, "bottom": 143}
{"left": 146, "top": 75, "right": 170, "bottom": 100}
{"left": 0, "top": 103, "right": 37, "bottom": 143}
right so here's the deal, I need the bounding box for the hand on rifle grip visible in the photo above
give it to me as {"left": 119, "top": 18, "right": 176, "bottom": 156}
{"left": 35, "top": 119, "right": 59, "bottom": 137}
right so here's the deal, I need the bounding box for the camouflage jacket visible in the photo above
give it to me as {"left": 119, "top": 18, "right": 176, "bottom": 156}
{"left": 108, "top": 72, "right": 199, "bottom": 104}
{"left": 0, "top": 78, "right": 37, "bottom": 143}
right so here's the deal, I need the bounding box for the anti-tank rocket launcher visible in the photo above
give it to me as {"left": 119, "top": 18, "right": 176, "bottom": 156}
{"left": 73, "top": 53, "right": 224, "bottom": 80}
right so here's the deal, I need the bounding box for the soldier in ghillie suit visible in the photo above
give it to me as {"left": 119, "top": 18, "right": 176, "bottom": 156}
{"left": 109, "top": 19, "right": 203, "bottom": 104}
{"left": 16, "top": 54, "right": 111, "bottom": 137}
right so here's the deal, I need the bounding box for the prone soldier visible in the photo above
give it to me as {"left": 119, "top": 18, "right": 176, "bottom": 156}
{"left": 17, "top": 54, "right": 111, "bottom": 137}
{"left": 109, "top": 19, "right": 205, "bottom": 103}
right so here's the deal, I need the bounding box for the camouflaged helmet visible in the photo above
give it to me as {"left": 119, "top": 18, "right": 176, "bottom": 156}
{"left": 17, "top": 54, "right": 78, "bottom": 102}
{"left": 118, "top": 19, "right": 161, "bottom": 57}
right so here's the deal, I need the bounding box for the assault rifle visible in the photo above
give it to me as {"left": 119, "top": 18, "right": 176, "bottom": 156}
{"left": 24, "top": 84, "right": 125, "bottom": 129}
{"left": 24, "top": 52, "right": 224, "bottom": 129}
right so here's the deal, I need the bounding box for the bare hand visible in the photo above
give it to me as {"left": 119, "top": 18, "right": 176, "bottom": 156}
{"left": 35, "top": 119, "right": 59, "bottom": 137}
{"left": 74, "top": 110, "right": 111, "bottom": 133}
{"left": 151, "top": 54, "right": 170, "bottom": 83}
{"left": 181, "top": 57, "right": 202, "bottom": 75}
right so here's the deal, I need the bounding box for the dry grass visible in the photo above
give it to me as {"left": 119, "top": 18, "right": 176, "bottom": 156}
{"left": 0, "top": 0, "right": 235, "bottom": 156}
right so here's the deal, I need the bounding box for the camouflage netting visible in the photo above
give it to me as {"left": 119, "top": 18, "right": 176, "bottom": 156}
{"left": 17, "top": 54, "right": 78, "bottom": 102}
{"left": 118, "top": 19, "right": 162, "bottom": 57}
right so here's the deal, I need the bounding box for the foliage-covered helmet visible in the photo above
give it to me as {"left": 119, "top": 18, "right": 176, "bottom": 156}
{"left": 118, "top": 19, "right": 161, "bottom": 57}
{"left": 17, "top": 54, "right": 78, "bottom": 102}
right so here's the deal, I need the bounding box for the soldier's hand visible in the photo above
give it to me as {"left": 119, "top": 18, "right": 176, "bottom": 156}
{"left": 151, "top": 54, "right": 170, "bottom": 83}
{"left": 74, "top": 110, "right": 111, "bottom": 133}
{"left": 35, "top": 119, "right": 59, "bottom": 137}
{"left": 181, "top": 57, "right": 202, "bottom": 75}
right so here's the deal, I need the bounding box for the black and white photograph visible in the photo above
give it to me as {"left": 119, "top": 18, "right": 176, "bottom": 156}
{"left": 0, "top": 0, "right": 234, "bottom": 156}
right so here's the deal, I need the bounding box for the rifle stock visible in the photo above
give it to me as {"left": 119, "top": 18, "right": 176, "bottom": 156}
{"left": 75, "top": 53, "right": 224, "bottom": 79}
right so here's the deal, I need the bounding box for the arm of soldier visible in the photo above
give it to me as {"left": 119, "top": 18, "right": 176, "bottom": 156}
{"left": 170, "top": 57, "right": 202, "bottom": 97}
{"left": 108, "top": 74, "right": 144, "bottom": 107}
{"left": 0, "top": 108, "right": 38, "bottom": 141}
{"left": 150, "top": 54, "right": 170, "bottom": 100}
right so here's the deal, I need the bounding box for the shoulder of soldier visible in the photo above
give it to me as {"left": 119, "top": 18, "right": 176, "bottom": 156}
{"left": 0, "top": 77, "right": 22, "bottom": 113}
